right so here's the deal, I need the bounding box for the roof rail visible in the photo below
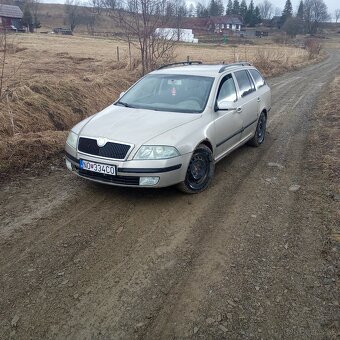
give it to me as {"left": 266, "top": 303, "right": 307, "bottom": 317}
{"left": 157, "top": 61, "right": 202, "bottom": 70}
{"left": 219, "top": 62, "right": 252, "bottom": 73}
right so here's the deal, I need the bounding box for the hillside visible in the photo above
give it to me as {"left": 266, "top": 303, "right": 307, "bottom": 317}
{"left": 36, "top": 3, "right": 115, "bottom": 33}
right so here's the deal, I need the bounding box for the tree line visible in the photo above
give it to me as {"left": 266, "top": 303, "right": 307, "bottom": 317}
{"left": 281, "top": 0, "right": 330, "bottom": 36}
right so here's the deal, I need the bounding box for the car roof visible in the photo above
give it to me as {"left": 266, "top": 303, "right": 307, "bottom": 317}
{"left": 150, "top": 63, "right": 255, "bottom": 77}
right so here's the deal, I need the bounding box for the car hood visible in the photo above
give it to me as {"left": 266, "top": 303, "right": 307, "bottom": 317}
{"left": 79, "top": 105, "right": 201, "bottom": 146}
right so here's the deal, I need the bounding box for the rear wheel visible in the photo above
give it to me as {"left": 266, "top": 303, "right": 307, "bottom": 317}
{"left": 177, "top": 144, "right": 214, "bottom": 194}
{"left": 248, "top": 111, "right": 267, "bottom": 147}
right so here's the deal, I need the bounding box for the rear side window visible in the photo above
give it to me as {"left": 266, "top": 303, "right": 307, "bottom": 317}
{"left": 234, "top": 70, "right": 255, "bottom": 97}
{"left": 249, "top": 69, "right": 265, "bottom": 89}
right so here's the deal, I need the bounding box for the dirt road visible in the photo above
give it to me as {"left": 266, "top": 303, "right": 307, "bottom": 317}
{"left": 1, "top": 50, "right": 339, "bottom": 339}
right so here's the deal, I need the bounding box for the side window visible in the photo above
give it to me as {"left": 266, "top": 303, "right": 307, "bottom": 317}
{"left": 234, "top": 70, "right": 255, "bottom": 97}
{"left": 249, "top": 69, "right": 265, "bottom": 89}
{"left": 216, "top": 74, "right": 237, "bottom": 104}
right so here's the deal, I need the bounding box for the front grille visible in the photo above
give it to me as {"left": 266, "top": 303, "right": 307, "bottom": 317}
{"left": 79, "top": 169, "right": 140, "bottom": 186}
{"left": 78, "top": 137, "right": 131, "bottom": 160}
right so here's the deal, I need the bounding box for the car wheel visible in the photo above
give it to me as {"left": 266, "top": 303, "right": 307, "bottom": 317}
{"left": 177, "top": 144, "right": 214, "bottom": 194}
{"left": 248, "top": 111, "right": 267, "bottom": 147}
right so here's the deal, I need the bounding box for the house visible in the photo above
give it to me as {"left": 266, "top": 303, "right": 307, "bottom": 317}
{"left": 270, "top": 16, "right": 282, "bottom": 29}
{"left": 0, "top": 4, "right": 23, "bottom": 31}
{"left": 180, "top": 16, "right": 242, "bottom": 36}
{"left": 207, "top": 16, "right": 243, "bottom": 33}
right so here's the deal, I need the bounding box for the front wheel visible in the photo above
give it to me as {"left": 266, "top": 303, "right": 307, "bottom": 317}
{"left": 248, "top": 111, "right": 267, "bottom": 147}
{"left": 177, "top": 144, "right": 214, "bottom": 194}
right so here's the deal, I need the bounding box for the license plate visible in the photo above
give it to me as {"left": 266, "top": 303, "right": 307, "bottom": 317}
{"left": 80, "top": 159, "right": 116, "bottom": 175}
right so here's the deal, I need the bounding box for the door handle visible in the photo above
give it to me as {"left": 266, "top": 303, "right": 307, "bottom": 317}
{"left": 257, "top": 97, "right": 261, "bottom": 102}
{"left": 236, "top": 107, "right": 242, "bottom": 113}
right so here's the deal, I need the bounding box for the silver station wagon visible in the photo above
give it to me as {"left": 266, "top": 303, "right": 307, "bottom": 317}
{"left": 65, "top": 61, "right": 271, "bottom": 193}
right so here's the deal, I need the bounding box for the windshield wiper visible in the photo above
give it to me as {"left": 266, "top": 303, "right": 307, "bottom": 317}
{"left": 116, "top": 101, "right": 134, "bottom": 108}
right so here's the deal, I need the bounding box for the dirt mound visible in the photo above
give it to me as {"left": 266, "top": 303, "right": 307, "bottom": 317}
{"left": 0, "top": 72, "right": 134, "bottom": 138}
{"left": 0, "top": 131, "right": 67, "bottom": 178}
{"left": 0, "top": 70, "right": 135, "bottom": 177}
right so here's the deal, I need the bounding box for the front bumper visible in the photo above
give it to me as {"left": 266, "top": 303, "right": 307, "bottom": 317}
{"left": 64, "top": 146, "right": 192, "bottom": 188}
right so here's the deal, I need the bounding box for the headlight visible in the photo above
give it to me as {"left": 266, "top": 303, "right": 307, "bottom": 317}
{"left": 66, "top": 131, "right": 78, "bottom": 149}
{"left": 134, "top": 145, "right": 180, "bottom": 160}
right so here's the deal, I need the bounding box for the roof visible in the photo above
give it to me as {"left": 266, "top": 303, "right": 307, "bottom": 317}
{"left": 271, "top": 16, "right": 282, "bottom": 23}
{"left": 151, "top": 63, "right": 254, "bottom": 77}
{"left": 0, "top": 4, "right": 23, "bottom": 19}
{"left": 179, "top": 16, "right": 243, "bottom": 30}
{"left": 208, "top": 15, "right": 243, "bottom": 25}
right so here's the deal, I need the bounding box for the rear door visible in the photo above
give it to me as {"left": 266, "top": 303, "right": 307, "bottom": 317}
{"left": 233, "top": 70, "right": 259, "bottom": 139}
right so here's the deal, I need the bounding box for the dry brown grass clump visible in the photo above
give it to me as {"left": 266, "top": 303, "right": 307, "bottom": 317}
{"left": 0, "top": 72, "right": 134, "bottom": 138}
{"left": 0, "top": 131, "right": 67, "bottom": 177}
{"left": 174, "top": 42, "right": 320, "bottom": 77}
{"left": 310, "top": 76, "right": 340, "bottom": 182}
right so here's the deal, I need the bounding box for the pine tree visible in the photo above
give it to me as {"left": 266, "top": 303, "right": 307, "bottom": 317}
{"left": 226, "top": 0, "right": 233, "bottom": 15}
{"left": 209, "top": 0, "right": 224, "bottom": 16}
{"left": 240, "top": 0, "right": 248, "bottom": 22}
{"left": 281, "top": 0, "right": 293, "bottom": 24}
{"left": 254, "top": 6, "right": 261, "bottom": 24}
{"left": 245, "top": 0, "right": 255, "bottom": 26}
{"left": 297, "top": 0, "right": 304, "bottom": 19}
{"left": 196, "top": 2, "right": 209, "bottom": 17}
{"left": 233, "top": 0, "right": 240, "bottom": 15}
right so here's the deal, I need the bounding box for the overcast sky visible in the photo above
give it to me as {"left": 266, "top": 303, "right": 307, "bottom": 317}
{"left": 41, "top": 0, "right": 339, "bottom": 19}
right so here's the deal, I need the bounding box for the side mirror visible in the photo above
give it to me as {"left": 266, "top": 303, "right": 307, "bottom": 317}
{"left": 119, "top": 91, "right": 125, "bottom": 98}
{"left": 217, "top": 100, "right": 237, "bottom": 111}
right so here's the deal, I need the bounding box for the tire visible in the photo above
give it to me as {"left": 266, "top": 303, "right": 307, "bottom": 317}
{"left": 248, "top": 111, "right": 267, "bottom": 147}
{"left": 177, "top": 144, "right": 215, "bottom": 194}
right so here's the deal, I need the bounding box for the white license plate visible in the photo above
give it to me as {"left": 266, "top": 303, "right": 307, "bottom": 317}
{"left": 80, "top": 159, "right": 116, "bottom": 175}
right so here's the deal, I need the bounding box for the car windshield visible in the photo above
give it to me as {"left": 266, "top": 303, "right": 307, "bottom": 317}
{"left": 116, "top": 74, "right": 214, "bottom": 113}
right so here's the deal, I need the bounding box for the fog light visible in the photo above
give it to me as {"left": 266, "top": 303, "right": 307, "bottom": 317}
{"left": 139, "top": 176, "right": 160, "bottom": 186}
{"left": 65, "top": 159, "right": 73, "bottom": 171}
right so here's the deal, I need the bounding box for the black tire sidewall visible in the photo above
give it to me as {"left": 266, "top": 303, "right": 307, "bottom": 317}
{"left": 256, "top": 112, "right": 267, "bottom": 144}
{"left": 182, "top": 145, "right": 214, "bottom": 193}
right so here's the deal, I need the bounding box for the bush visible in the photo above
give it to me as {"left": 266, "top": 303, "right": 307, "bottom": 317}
{"left": 304, "top": 38, "right": 322, "bottom": 59}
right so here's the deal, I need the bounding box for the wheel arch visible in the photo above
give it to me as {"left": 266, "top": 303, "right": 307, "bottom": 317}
{"left": 195, "top": 139, "right": 214, "bottom": 160}
{"left": 199, "top": 139, "right": 213, "bottom": 152}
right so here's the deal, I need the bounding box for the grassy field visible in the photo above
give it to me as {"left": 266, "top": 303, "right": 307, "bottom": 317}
{"left": 0, "top": 33, "right": 323, "bottom": 176}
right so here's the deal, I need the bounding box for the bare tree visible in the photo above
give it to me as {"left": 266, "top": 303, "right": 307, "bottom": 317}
{"left": 282, "top": 16, "right": 304, "bottom": 37}
{"left": 81, "top": 9, "right": 97, "bottom": 34}
{"left": 88, "top": 0, "right": 104, "bottom": 14}
{"left": 65, "top": 0, "right": 81, "bottom": 32}
{"left": 0, "top": 29, "right": 7, "bottom": 98}
{"left": 111, "top": 0, "right": 179, "bottom": 75}
{"left": 335, "top": 9, "right": 340, "bottom": 23}
{"left": 171, "top": 0, "right": 188, "bottom": 41}
{"left": 103, "top": 0, "right": 122, "bottom": 14}
{"left": 304, "top": 0, "right": 329, "bottom": 34}
{"left": 274, "top": 7, "right": 282, "bottom": 16}
{"left": 258, "top": 0, "right": 273, "bottom": 20}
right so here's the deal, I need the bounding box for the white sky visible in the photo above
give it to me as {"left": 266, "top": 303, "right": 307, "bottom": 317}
{"left": 41, "top": 0, "right": 339, "bottom": 19}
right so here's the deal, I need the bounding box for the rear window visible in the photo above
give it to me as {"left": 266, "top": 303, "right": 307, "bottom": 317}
{"left": 249, "top": 69, "right": 265, "bottom": 89}
{"left": 234, "top": 70, "right": 255, "bottom": 97}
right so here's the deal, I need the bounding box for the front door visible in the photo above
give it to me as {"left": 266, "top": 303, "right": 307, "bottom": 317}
{"left": 214, "top": 73, "right": 243, "bottom": 160}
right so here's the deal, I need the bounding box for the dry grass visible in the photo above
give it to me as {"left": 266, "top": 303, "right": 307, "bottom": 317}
{"left": 308, "top": 75, "right": 340, "bottom": 247}
{"left": 0, "top": 131, "right": 67, "bottom": 177}
{"left": 0, "top": 33, "right": 324, "bottom": 176}
{"left": 310, "top": 76, "right": 340, "bottom": 182}
{"left": 175, "top": 43, "right": 310, "bottom": 76}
